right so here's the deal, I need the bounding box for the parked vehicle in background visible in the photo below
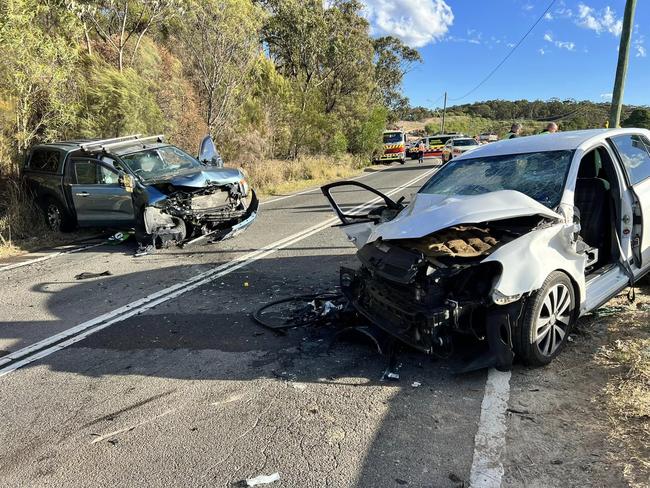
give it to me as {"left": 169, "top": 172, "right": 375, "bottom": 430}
{"left": 376, "top": 130, "right": 407, "bottom": 164}
{"left": 441, "top": 137, "right": 479, "bottom": 163}
{"left": 322, "top": 128, "right": 650, "bottom": 370}
{"left": 479, "top": 132, "right": 499, "bottom": 143}
{"left": 409, "top": 133, "right": 461, "bottom": 160}
{"left": 22, "top": 134, "right": 258, "bottom": 249}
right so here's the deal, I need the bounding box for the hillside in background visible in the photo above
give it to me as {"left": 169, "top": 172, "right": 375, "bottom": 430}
{"left": 400, "top": 99, "right": 650, "bottom": 135}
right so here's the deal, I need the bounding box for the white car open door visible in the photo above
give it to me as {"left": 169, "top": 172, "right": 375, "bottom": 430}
{"left": 320, "top": 181, "right": 405, "bottom": 249}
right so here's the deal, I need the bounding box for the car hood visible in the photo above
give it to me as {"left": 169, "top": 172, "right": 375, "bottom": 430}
{"left": 148, "top": 168, "right": 243, "bottom": 189}
{"left": 367, "top": 189, "right": 562, "bottom": 243}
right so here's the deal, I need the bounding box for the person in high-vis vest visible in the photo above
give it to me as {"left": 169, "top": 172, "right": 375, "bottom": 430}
{"left": 540, "top": 122, "right": 558, "bottom": 134}
{"left": 505, "top": 123, "right": 522, "bottom": 139}
{"left": 417, "top": 140, "right": 426, "bottom": 164}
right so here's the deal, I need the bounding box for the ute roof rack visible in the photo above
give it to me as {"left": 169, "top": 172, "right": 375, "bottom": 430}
{"left": 79, "top": 134, "right": 165, "bottom": 153}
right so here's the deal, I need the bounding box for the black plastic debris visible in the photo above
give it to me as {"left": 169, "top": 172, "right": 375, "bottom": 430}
{"left": 74, "top": 271, "right": 112, "bottom": 280}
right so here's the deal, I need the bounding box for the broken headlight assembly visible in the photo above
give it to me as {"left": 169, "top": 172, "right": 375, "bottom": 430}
{"left": 491, "top": 289, "right": 523, "bottom": 305}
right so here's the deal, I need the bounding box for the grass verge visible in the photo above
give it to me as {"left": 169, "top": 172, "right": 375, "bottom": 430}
{"left": 596, "top": 296, "right": 650, "bottom": 487}
{"left": 242, "top": 154, "right": 370, "bottom": 197}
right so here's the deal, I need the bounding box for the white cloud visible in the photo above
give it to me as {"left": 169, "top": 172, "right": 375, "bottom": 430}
{"left": 634, "top": 35, "right": 647, "bottom": 58}
{"left": 576, "top": 3, "right": 622, "bottom": 36}
{"left": 600, "top": 93, "right": 613, "bottom": 101}
{"left": 506, "top": 42, "right": 516, "bottom": 48}
{"left": 361, "top": 0, "right": 454, "bottom": 48}
{"left": 539, "top": 48, "right": 546, "bottom": 55}
{"left": 522, "top": 3, "right": 534, "bottom": 11}
{"left": 543, "top": 32, "right": 575, "bottom": 51}
{"left": 544, "top": 12, "right": 553, "bottom": 20}
{"left": 556, "top": 41, "right": 575, "bottom": 51}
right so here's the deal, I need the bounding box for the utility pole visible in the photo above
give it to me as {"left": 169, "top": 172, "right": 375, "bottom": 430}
{"left": 440, "top": 91, "right": 447, "bottom": 134}
{"left": 609, "top": 0, "right": 637, "bottom": 128}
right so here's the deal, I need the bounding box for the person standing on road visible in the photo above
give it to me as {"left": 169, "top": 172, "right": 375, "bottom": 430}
{"left": 505, "top": 123, "right": 522, "bottom": 139}
{"left": 540, "top": 122, "right": 558, "bottom": 134}
{"left": 418, "top": 140, "right": 426, "bottom": 164}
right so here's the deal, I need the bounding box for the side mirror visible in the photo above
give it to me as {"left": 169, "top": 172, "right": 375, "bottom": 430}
{"left": 119, "top": 173, "right": 134, "bottom": 192}
{"left": 198, "top": 135, "right": 224, "bottom": 167}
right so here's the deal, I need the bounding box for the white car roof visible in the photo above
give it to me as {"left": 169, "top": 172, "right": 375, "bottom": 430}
{"left": 453, "top": 128, "right": 650, "bottom": 160}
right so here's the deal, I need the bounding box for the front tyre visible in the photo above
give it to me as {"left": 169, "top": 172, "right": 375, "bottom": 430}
{"left": 514, "top": 271, "right": 577, "bottom": 366}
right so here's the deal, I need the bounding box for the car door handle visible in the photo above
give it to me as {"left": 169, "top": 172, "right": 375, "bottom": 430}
{"left": 75, "top": 191, "right": 90, "bottom": 197}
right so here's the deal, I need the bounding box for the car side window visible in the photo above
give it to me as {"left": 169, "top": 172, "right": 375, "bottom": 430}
{"left": 611, "top": 134, "right": 650, "bottom": 185}
{"left": 73, "top": 160, "right": 119, "bottom": 185}
{"left": 29, "top": 149, "right": 61, "bottom": 172}
{"left": 75, "top": 161, "right": 97, "bottom": 184}
{"left": 98, "top": 165, "right": 119, "bottom": 184}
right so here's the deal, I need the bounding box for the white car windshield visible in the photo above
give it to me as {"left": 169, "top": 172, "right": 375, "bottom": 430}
{"left": 419, "top": 150, "right": 574, "bottom": 208}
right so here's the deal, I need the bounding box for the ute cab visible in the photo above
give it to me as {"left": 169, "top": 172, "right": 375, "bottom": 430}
{"left": 376, "top": 130, "right": 406, "bottom": 164}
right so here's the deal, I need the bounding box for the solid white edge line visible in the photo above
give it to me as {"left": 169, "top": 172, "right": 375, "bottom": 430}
{"left": 0, "top": 242, "right": 105, "bottom": 272}
{"left": 0, "top": 167, "right": 437, "bottom": 376}
{"left": 469, "top": 368, "right": 512, "bottom": 488}
{"left": 258, "top": 159, "right": 425, "bottom": 206}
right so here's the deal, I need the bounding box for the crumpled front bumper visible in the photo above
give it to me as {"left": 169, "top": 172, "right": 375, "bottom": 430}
{"left": 219, "top": 190, "right": 259, "bottom": 240}
{"left": 339, "top": 267, "right": 455, "bottom": 355}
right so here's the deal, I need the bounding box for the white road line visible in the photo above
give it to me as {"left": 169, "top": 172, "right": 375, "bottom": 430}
{"left": 469, "top": 368, "right": 512, "bottom": 488}
{"left": 0, "top": 242, "right": 105, "bottom": 272}
{"left": 0, "top": 167, "right": 437, "bottom": 377}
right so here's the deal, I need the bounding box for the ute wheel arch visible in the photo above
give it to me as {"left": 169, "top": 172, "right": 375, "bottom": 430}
{"left": 41, "top": 196, "right": 75, "bottom": 232}
{"left": 513, "top": 270, "right": 579, "bottom": 367}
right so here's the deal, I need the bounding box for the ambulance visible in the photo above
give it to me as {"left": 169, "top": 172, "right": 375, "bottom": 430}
{"left": 409, "top": 133, "right": 461, "bottom": 159}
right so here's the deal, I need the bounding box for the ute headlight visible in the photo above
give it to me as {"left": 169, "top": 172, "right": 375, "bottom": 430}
{"left": 492, "top": 289, "right": 522, "bottom": 305}
{"left": 239, "top": 178, "right": 250, "bottom": 196}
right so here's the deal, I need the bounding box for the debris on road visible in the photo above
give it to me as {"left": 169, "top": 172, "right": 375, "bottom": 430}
{"left": 411, "top": 381, "right": 421, "bottom": 388}
{"left": 74, "top": 271, "right": 112, "bottom": 280}
{"left": 252, "top": 293, "right": 346, "bottom": 331}
{"left": 107, "top": 231, "right": 132, "bottom": 245}
{"left": 244, "top": 472, "right": 280, "bottom": 486}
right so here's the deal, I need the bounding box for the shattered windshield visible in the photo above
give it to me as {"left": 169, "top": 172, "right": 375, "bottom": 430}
{"left": 120, "top": 146, "right": 203, "bottom": 181}
{"left": 418, "top": 150, "right": 574, "bottom": 208}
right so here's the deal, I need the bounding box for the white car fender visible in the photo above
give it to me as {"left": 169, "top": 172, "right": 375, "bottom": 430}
{"left": 482, "top": 223, "right": 587, "bottom": 306}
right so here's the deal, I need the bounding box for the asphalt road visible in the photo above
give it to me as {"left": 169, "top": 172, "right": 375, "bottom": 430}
{"left": 0, "top": 160, "right": 518, "bottom": 487}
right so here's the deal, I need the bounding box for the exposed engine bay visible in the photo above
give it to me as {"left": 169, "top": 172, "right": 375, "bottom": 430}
{"left": 143, "top": 181, "right": 258, "bottom": 247}
{"left": 340, "top": 215, "right": 546, "bottom": 365}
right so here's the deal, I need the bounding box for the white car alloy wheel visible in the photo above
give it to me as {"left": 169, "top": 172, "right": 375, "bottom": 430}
{"left": 534, "top": 283, "right": 571, "bottom": 357}
{"left": 514, "top": 271, "right": 576, "bottom": 366}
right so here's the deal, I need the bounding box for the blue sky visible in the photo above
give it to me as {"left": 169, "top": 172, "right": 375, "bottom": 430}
{"left": 360, "top": 0, "right": 649, "bottom": 108}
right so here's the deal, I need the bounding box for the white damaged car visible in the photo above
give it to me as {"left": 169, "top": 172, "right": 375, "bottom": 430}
{"left": 322, "top": 129, "right": 650, "bottom": 370}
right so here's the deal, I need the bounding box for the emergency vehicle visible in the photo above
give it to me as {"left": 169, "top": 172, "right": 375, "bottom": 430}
{"left": 376, "top": 130, "right": 406, "bottom": 164}
{"left": 408, "top": 133, "right": 461, "bottom": 159}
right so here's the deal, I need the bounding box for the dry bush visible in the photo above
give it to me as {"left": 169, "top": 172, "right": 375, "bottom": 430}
{"left": 241, "top": 154, "right": 366, "bottom": 195}
{"left": 0, "top": 178, "right": 48, "bottom": 251}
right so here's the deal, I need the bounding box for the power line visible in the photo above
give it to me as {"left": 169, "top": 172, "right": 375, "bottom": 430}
{"left": 449, "top": 0, "right": 557, "bottom": 102}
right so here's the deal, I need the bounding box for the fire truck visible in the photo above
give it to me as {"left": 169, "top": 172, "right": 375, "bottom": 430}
{"left": 375, "top": 130, "right": 406, "bottom": 164}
